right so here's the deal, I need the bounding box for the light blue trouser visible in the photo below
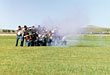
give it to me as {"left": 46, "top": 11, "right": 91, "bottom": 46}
{"left": 25, "top": 40, "right": 32, "bottom": 47}
{"left": 16, "top": 35, "right": 24, "bottom": 46}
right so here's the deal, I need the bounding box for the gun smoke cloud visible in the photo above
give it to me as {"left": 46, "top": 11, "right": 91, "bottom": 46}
{"left": 40, "top": 7, "right": 89, "bottom": 46}
{"left": 41, "top": 8, "right": 89, "bottom": 36}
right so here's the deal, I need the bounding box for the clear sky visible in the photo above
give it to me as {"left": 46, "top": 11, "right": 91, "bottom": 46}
{"left": 0, "top": 0, "right": 110, "bottom": 29}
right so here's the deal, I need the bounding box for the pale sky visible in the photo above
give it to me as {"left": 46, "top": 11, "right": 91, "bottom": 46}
{"left": 0, "top": 0, "right": 110, "bottom": 29}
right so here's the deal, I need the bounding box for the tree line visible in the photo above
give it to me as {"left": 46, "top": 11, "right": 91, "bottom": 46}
{"left": 0, "top": 29, "right": 16, "bottom": 33}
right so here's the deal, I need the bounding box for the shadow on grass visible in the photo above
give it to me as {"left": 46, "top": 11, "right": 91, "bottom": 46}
{"left": 69, "top": 45, "right": 102, "bottom": 47}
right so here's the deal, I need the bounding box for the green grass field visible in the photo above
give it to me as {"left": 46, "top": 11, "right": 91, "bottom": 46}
{"left": 0, "top": 35, "right": 110, "bottom": 75}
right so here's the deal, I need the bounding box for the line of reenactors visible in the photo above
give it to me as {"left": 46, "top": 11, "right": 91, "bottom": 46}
{"left": 15, "top": 25, "right": 67, "bottom": 47}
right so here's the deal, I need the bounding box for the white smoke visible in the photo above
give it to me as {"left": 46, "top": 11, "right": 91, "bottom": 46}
{"left": 41, "top": 13, "right": 89, "bottom": 35}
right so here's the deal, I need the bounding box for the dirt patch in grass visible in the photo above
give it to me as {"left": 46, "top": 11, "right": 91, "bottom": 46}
{"left": 0, "top": 34, "right": 16, "bottom": 36}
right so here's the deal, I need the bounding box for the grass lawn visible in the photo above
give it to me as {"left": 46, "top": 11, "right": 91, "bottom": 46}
{"left": 0, "top": 35, "right": 110, "bottom": 75}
